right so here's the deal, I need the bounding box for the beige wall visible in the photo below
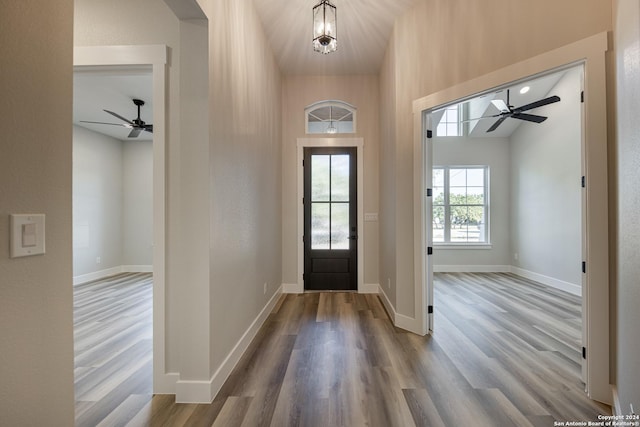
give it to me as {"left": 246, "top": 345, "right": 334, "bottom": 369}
{"left": 0, "top": 1, "right": 75, "bottom": 425}
{"left": 614, "top": 0, "right": 640, "bottom": 413}
{"left": 282, "top": 75, "right": 380, "bottom": 287}
{"left": 204, "top": 0, "right": 283, "bottom": 380}
{"left": 380, "top": 0, "right": 613, "bottom": 316}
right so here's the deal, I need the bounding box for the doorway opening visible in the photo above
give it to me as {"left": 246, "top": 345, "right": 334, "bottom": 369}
{"left": 427, "top": 62, "right": 586, "bottom": 383}
{"left": 72, "top": 64, "right": 155, "bottom": 423}
{"left": 414, "top": 32, "right": 610, "bottom": 404}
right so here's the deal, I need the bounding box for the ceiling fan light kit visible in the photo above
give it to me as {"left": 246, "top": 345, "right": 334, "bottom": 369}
{"left": 313, "top": 0, "right": 337, "bottom": 54}
{"left": 80, "top": 98, "right": 153, "bottom": 138}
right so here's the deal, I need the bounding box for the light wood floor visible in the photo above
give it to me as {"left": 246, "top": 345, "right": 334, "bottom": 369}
{"left": 75, "top": 272, "right": 610, "bottom": 426}
{"left": 74, "top": 273, "right": 153, "bottom": 427}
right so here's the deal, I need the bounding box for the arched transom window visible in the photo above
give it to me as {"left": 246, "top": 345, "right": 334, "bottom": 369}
{"left": 305, "top": 100, "right": 356, "bottom": 134}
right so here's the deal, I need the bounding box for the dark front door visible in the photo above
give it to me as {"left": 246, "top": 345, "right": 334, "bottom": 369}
{"left": 304, "top": 147, "right": 357, "bottom": 291}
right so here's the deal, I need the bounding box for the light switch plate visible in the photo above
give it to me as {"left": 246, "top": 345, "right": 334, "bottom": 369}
{"left": 364, "top": 213, "right": 378, "bottom": 222}
{"left": 10, "top": 214, "right": 46, "bottom": 258}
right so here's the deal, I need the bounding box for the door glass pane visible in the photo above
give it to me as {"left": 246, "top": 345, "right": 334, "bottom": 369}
{"left": 331, "top": 203, "right": 350, "bottom": 249}
{"left": 311, "top": 203, "right": 330, "bottom": 249}
{"left": 311, "top": 155, "right": 330, "bottom": 201}
{"left": 331, "top": 155, "right": 350, "bottom": 201}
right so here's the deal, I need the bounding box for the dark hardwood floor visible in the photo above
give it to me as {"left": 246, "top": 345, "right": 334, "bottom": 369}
{"left": 74, "top": 272, "right": 610, "bottom": 426}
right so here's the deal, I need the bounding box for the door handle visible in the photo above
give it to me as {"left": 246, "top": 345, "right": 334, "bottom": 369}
{"left": 349, "top": 235, "right": 357, "bottom": 240}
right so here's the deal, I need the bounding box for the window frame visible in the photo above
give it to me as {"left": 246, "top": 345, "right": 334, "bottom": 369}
{"left": 432, "top": 165, "right": 490, "bottom": 247}
{"left": 305, "top": 100, "right": 357, "bottom": 135}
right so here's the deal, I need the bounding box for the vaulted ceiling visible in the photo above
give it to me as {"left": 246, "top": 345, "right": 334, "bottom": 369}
{"left": 253, "top": 0, "right": 417, "bottom": 75}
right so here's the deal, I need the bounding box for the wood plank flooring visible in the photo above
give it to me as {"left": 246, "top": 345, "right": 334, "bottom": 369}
{"left": 74, "top": 273, "right": 153, "bottom": 427}
{"left": 75, "top": 272, "right": 611, "bottom": 426}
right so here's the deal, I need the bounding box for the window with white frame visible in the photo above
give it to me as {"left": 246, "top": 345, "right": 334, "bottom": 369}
{"left": 433, "top": 166, "right": 489, "bottom": 244}
{"left": 436, "top": 105, "right": 461, "bottom": 137}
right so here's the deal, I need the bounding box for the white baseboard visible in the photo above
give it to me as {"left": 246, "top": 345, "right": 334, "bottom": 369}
{"left": 434, "top": 265, "right": 511, "bottom": 273}
{"left": 73, "top": 266, "right": 123, "bottom": 285}
{"left": 282, "top": 283, "right": 303, "bottom": 294}
{"left": 510, "top": 266, "right": 581, "bottom": 296}
{"left": 174, "top": 285, "right": 283, "bottom": 403}
{"left": 73, "top": 264, "right": 153, "bottom": 285}
{"left": 377, "top": 285, "right": 424, "bottom": 335}
{"left": 282, "top": 283, "right": 379, "bottom": 294}
{"left": 360, "top": 283, "right": 379, "bottom": 294}
{"left": 611, "top": 385, "right": 623, "bottom": 416}
{"left": 122, "top": 265, "right": 153, "bottom": 273}
{"left": 153, "top": 372, "right": 180, "bottom": 395}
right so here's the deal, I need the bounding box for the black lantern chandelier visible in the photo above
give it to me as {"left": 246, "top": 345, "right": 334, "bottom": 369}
{"left": 312, "top": 0, "right": 337, "bottom": 54}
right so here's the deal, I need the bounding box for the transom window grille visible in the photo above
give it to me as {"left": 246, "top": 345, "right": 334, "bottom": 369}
{"left": 433, "top": 166, "right": 489, "bottom": 243}
{"left": 305, "top": 100, "right": 356, "bottom": 134}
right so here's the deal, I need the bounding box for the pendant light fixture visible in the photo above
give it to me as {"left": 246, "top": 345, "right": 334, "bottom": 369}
{"left": 327, "top": 106, "right": 337, "bottom": 133}
{"left": 313, "top": 0, "right": 337, "bottom": 54}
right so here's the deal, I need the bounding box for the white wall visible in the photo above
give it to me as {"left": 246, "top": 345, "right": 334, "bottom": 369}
{"left": 614, "top": 0, "right": 640, "bottom": 413}
{"left": 73, "top": 126, "right": 153, "bottom": 281}
{"left": 73, "top": 126, "right": 124, "bottom": 276}
{"left": 0, "top": 1, "right": 75, "bottom": 425}
{"left": 432, "top": 136, "right": 511, "bottom": 269}
{"left": 123, "top": 140, "right": 154, "bottom": 267}
{"left": 510, "top": 68, "right": 583, "bottom": 289}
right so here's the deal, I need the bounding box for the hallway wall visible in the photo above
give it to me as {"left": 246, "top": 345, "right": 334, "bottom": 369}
{"left": 0, "top": 1, "right": 75, "bottom": 425}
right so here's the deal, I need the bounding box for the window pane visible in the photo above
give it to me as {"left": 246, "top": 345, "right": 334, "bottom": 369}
{"left": 449, "top": 186, "right": 467, "bottom": 205}
{"left": 311, "top": 203, "right": 330, "bottom": 249}
{"left": 447, "top": 123, "right": 458, "bottom": 136}
{"left": 449, "top": 168, "right": 466, "bottom": 187}
{"left": 331, "top": 203, "right": 350, "bottom": 249}
{"left": 433, "top": 168, "right": 444, "bottom": 187}
{"left": 433, "top": 186, "right": 445, "bottom": 203}
{"left": 447, "top": 107, "right": 458, "bottom": 122}
{"left": 436, "top": 123, "right": 446, "bottom": 136}
{"left": 312, "top": 155, "right": 330, "bottom": 201}
{"left": 468, "top": 186, "right": 484, "bottom": 204}
{"left": 331, "top": 155, "right": 350, "bottom": 202}
{"left": 467, "top": 168, "right": 484, "bottom": 186}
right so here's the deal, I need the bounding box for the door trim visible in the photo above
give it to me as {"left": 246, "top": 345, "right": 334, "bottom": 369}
{"left": 296, "top": 138, "right": 364, "bottom": 293}
{"left": 412, "top": 32, "right": 610, "bottom": 404}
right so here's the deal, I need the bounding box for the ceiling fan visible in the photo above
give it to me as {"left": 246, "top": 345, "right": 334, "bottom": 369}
{"left": 470, "top": 90, "right": 561, "bottom": 132}
{"left": 81, "top": 98, "right": 153, "bottom": 138}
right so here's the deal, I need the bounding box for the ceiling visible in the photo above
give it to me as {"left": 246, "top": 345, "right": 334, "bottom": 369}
{"left": 73, "top": 67, "right": 153, "bottom": 142}
{"left": 434, "top": 69, "right": 567, "bottom": 138}
{"left": 253, "top": 0, "right": 417, "bottom": 75}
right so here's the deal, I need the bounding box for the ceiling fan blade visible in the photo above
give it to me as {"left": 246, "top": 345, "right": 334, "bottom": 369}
{"left": 516, "top": 95, "right": 561, "bottom": 112}
{"left": 128, "top": 128, "right": 142, "bottom": 138}
{"left": 487, "top": 116, "right": 508, "bottom": 132}
{"left": 144, "top": 124, "right": 153, "bottom": 133}
{"left": 80, "top": 120, "right": 129, "bottom": 127}
{"left": 104, "top": 109, "right": 134, "bottom": 125}
{"left": 512, "top": 113, "right": 547, "bottom": 123}
{"left": 491, "top": 99, "right": 510, "bottom": 113}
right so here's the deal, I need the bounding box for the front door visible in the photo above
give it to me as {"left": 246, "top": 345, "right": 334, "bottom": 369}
{"left": 304, "top": 147, "right": 357, "bottom": 291}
